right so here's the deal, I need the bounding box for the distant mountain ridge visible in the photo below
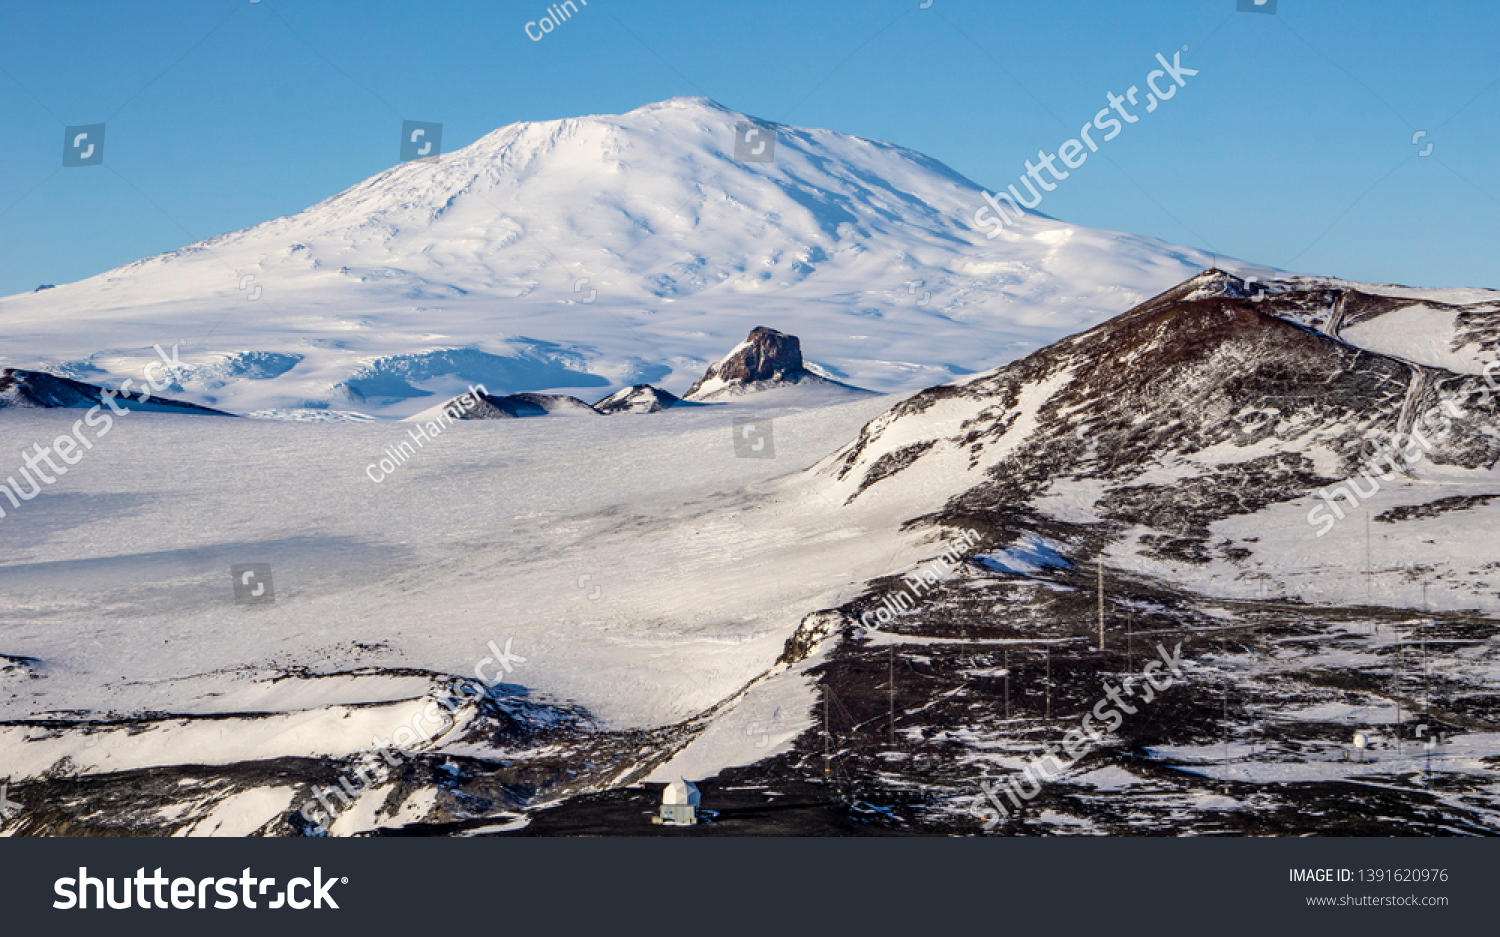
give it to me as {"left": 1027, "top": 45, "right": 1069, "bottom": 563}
{"left": 0, "top": 325, "right": 863, "bottom": 422}
{"left": 430, "top": 326, "right": 866, "bottom": 420}
{"left": 0, "top": 369, "right": 235, "bottom": 417}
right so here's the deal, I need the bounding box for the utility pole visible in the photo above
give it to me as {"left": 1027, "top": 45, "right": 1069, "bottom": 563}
{"left": 1097, "top": 557, "right": 1105, "bottom": 651}
{"left": 1045, "top": 646, "right": 1052, "bottom": 720}
{"left": 1251, "top": 667, "right": 1259, "bottom": 756}
{"left": 1223, "top": 671, "right": 1230, "bottom": 794}
{"left": 823, "top": 693, "right": 830, "bottom": 779}
{"left": 1422, "top": 582, "right": 1430, "bottom": 712}
{"left": 1258, "top": 579, "right": 1265, "bottom": 643}
{"left": 1396, "top": 643, "right": 1404, "bottom": 755}
{"left": 1250, "top": 593, "right": 1260, "bottom": 755}
{"left": 1003, "top": 649, "right": 1010, "bottom": 720}
{"left": 888, "top": 647, "right": 895, "bottom": 746}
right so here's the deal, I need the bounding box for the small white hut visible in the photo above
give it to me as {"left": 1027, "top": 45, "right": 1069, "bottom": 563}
{"left": 655, "top": 779, "right": 701, "bottom": 825}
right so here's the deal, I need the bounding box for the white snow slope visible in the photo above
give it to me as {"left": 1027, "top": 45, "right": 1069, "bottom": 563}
{"left": 0, "top": 97, "right": 1221, "bottom": 418}
{"left": 0, "top": 389, "right": 951, "bottom": 790}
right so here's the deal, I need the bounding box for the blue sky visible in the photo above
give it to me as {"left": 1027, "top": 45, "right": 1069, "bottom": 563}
{"left": 2, "top": 0, "right": 1497, "bottom": 298}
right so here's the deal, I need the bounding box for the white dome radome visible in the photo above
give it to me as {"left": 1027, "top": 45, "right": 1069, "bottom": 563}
{"left": 662, "top": 779, "right": 701, "bottom": 806}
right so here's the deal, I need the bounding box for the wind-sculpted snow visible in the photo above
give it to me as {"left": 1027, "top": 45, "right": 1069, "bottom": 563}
{"left": 0, "top": 390, "right": 909, "bottom": 835}
{"left": 338, "top": 344, "right": 607, "bottom": 404}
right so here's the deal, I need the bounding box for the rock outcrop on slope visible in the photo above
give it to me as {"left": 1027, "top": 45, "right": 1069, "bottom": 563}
{"left": 683, "top": 326, "right": 870, "bottom": 401}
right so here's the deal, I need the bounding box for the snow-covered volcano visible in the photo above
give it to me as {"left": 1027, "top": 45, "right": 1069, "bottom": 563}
{"left": 0, "top": 97, "right": 1217, "bottom": 418}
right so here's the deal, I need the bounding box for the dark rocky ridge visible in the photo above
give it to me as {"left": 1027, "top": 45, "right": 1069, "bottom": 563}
{"left": 0, "top": 368, "right": 235, "bottom": 416}
{"left": 452, "top": 391, "right": 602, "bottom": 419}
{"left": 593, "top": 384, "right": 682, "bottom": 414}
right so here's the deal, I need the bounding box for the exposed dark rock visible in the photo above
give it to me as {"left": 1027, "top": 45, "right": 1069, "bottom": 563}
{"left": 594, "top": 384, "right": 681, "bottom": 414}
{"left": 684, "top": 326, "right": 869, "bottom": 400}
{"left": 1375, "top": 494, "right": 1500, "bottom": 524}
{"left": 445, "top": 391, "right": 601, "bottom": 419}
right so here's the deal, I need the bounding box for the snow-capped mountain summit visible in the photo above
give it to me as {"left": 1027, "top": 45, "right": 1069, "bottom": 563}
{"left": 0, "top": 97, "right": 1222, "bottom": 418}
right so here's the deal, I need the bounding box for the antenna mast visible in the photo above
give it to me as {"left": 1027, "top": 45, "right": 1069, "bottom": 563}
{"left": 1223, "top": 666, "right": 1230, "bottom": 795}
{"left": 823, "top": 692, "right": 830, "bottom": 779}
{"left": 1097, "top": 557, "right": 1105, "bottom": 650}
{"left": 1366, "top": 514, "right": 1373, "bottom": 615}
{"left": 1045, "top": 647, "right": 1052, "bottom": 720}
{"left": 1003, "top": 649, "right": 1010, "bottom": 720}
{"left": 1396, "top": 643, "right": 1404, "bottom": 755}
{"left": 1422, "top": 582, "right": 1430, "bottom": 711}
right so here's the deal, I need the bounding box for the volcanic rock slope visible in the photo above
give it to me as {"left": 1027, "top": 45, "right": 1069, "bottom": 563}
{"left": 706, "top": 269, "right": 1500, "bottom": 836}
{"left": 823, "top": 270, "right": 1500, "bottom": 564}
{"left": 417, "top": 324, "right": 865, "bottom": 418}
{"left": 593, "top": 384, "right": 681, "bottom": 414}
{"left": 420, "top": 268, "right": 1500, "bottom": 836}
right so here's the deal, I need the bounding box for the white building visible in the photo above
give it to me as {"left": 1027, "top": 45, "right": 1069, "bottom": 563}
{"left": 656, "top": 779, "right": 701, "bottom": 825}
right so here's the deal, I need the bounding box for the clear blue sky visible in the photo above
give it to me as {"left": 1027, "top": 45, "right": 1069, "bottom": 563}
{"left": 2, "top": 0, "right": 1497, "bottom": 298}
